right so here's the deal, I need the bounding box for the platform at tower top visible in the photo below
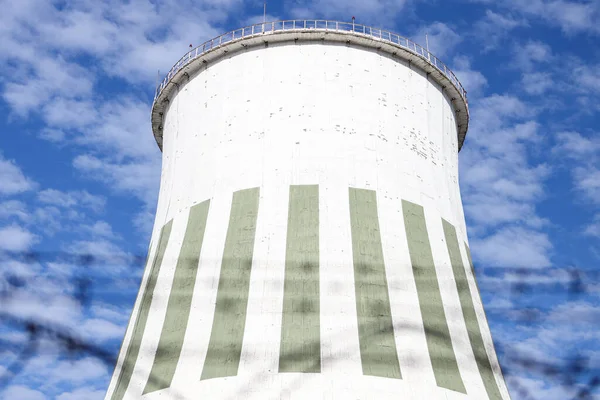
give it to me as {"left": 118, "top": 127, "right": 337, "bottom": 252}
{"left": 151, "top": 20, "right": 469, "bottom": 151}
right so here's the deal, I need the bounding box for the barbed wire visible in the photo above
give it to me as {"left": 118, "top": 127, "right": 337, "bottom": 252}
{"left": 0, "top": 251, "right": 598, "bottom": 399}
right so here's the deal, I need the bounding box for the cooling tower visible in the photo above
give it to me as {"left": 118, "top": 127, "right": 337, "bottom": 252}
{"left": 106, "top": 20, "right": 511, "bottom": 400}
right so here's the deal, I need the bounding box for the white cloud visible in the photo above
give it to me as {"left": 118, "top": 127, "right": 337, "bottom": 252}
{"left": 506, "top": 375, "right": 576, "bottom": 400}
{"left": 473, "top": 9, "right": 528, "bottom": 50}
{"left": 0, "top": 224, "right": 38, "bottom": 252}
{"left": 512, "top": 40, "right": 553, "bottom": 71}
{"left": 485, "top": 294, "right": 600, "bottom": 399}
{"left": 452, "top": 56, "right": 488, "bottom": 98}
{"left": 133, "top": 207, "right": 156, "bottom": 237}
{"left": 573, "top": 166, "right": 600, "bottom": 204}
{"left": 554, "top": 131, "right": 600, "bottom": 207}
{"left": 37, "top": 189, "right": 106, "bottom": 213}
{"left": 481, "top": 267, "right": 574, "bottom": 289}
{"left": 481, "top": 0, "right": 600, "bottom": 35}
{"left": 290, "top": 0, "right": 410, "bottom": 22}
{"left": 460, "top": 94, "right": 551, "bottom": 267}
{"left": 471, "top": 94, "right": 534, "bottom": 124}
{"left": 552, "top": 130, "right": 600, "bottom": 246}
{"left": 413, "top": 22, "right": 462, "bottom": 58}
{"left": 73, "top": 154, "right": 160, "bottom": 207}
{"left": 79, "top": 318, "right": 124, "bottom": 342}
{"left": 83, "top": 221, "right": 116, "bottom": 239}
{"left": 12, "top": 355, "right": 109, "bottom": 395}
{"left": 50, "top": 357, "right": 108, "bottom": 383}
{"left": 1, "top": 259, "right": 42, "bottom": 282}
{"left": 66, "top": 238, "right": 133, "bottom": 275}
{"left": 554, "top": 131, "right": 600, "bottom": 157}
{"left": 584, "top": 214, "right": 600, "bottom": 238}
{"left": 572, "top": 63, "right": 600, "bottom": 93}
{"left": 73, "top": 98, "right": 158, "bottom": 160}
{"left": 0, "top": 1, "right": 234, "bottom": 240}
{"left": 2, "top": 57, "right": 94, "bottom": 117}
{"left": 522, "top": 72, "right": 553, "bottom": 95}
{"left": 0, "top": 200, "right": 30, "bottom": 221}
{"left": 39, "top": 128, "right": 67, "bottom": 143}
{"left": 0, "top": 154, "right": 37, "bottom": 196}
{"left": 56, "top": 388, "right": 105, "bottom": 400}
{"left": 0, "top": 385, "right": 46, "bottom": 400}
{"left": 547, "top": 301, "right": 600, "bottom": 325}
{"left": 472, "top": 226, "right": 552, "bottom": 268}
{"left": 42, "top": 98, "right": 98, "bottom": 130}
{"left": 1, "top": 288, "right": 82, "bottom": 327}
{"left": 464, "top": 195, "right": 545, "bottom": 228}
{"left": 0, "top": 0, "right": 227, "bottom": 86}
{"left": 90, "top": 303, "right": 131, "bottom": 325}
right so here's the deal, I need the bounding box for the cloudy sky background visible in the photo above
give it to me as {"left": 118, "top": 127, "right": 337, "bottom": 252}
{"left": 0, "top": 0, "right": 599, "bottom": 399}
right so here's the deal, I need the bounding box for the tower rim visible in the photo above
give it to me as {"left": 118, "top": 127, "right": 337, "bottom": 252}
{"left": 150, "top": 19, "right": 470, "bottom": 152}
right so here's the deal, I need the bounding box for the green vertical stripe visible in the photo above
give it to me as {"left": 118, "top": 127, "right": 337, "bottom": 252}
{"left": 110, "top": 239, "right": 152, "bottom": 394}
{"left": 402, "top": 201, "right": 465, "bottom": 393}
{"left": 111, "top": 221, "right": 173, "bottom": 400}
{"left": 144, "top": 201, "right": 211, "bottom": 393}
{"left": 349, "top": 188, "right": 402, "bottom": 379}
{"left": 201, "top": 188, "right": 260, "bottom": 380}
{"left": 464, "top": 243, "right": 482, "bottom": 295}
{"left": 279, "top": 185, "right": 321, "bottom": 373}
{"left": 448, "top": 235, "right": 502, "bottom": 400}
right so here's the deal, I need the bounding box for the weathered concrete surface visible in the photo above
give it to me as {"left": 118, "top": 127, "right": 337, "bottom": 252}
{"left": 106, "top": 40, "right": 510, "bottom": 400}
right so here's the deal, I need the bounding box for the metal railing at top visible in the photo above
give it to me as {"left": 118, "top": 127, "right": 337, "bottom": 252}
{"left": 154, "top": 20, "right": 467, "bottom": 109}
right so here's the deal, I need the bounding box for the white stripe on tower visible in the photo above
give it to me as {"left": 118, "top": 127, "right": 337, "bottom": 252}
{"left": 458, "top": 242, "right": 512, "bottom": 399}
{"left": 320, "top": 180, "right": 362, "bottom": 392}
{"left": 172, "top": 191, "right": 231, "bottom": 397}
{"left": 131, "top": 211, "right": 188, "bottom": 398}
{"left": 238, "top": 181, "right": 288, "bottom": 394}
{"left": 377, "top": 190, "right": 438, "bottom": 395}
{"left": 105, "top": 238, "right": 159, "bottom": 398}
{"left": 424, "top": 208, "right": 484, "bottom": 397}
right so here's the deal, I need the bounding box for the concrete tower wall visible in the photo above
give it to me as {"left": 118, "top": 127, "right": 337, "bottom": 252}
{"left": 106, "top": 33, "right": 511, "bottom": 400}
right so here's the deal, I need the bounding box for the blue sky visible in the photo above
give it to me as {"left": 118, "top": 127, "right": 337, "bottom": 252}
{"left": 0, "top": 0, "right": 599, "bottom": 399}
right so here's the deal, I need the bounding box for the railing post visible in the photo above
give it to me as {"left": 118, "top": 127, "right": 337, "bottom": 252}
{"left": 153, "top": 21, "right": 467, "bottom": 105}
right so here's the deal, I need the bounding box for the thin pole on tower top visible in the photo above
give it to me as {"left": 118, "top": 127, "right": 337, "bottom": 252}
{"left": 263, "top": 2, "right": 266, "bottom": 23}
{"left": 425, "top": 33, "right": 430, "bottom": 52}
